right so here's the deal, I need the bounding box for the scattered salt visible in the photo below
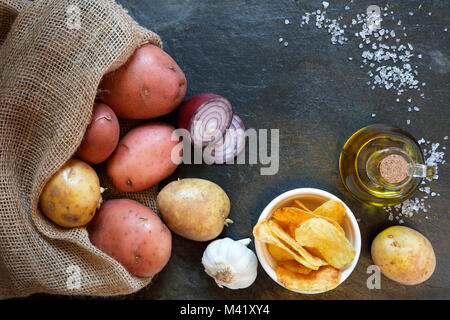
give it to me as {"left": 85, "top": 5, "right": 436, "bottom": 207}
{"left": 295, "top": 3, "right": 446, "bottom": 224}
{"left": 300, "top": 7, "right": 347, "bottom": 45}
{"left": 387, "top": 139, "right": 446, "bottom": 221}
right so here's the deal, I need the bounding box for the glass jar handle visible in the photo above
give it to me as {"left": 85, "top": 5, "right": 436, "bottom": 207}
{"left": 411, "top": 163, "right": 436, "bottom": 178}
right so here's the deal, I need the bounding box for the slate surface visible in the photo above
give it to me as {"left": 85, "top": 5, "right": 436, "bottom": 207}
{"left": 29, "top": 0, "right": 449, "bottom": 300}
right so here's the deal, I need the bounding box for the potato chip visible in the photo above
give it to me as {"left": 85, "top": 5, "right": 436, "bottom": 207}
{"left": 303, "top": 246, "right": 326, "bottom": 260}
{"left": 293, "top": 199, "right": 312, "bottom": 212}
{"left": 272, "top": 207, "right": 345, "bottom": 235}
{"left": 267, "top": 219, "right": 328, "bottom": 268}
{"left": 278, "top": 260, "right": 311, "bottom": 275}
{"left": 267, "top": 244, "right": 294, "bottom": 261}
{"left": 312, "top": 200, "right": 346, "bottom": 225}
{"left": 295, "top": 218, "right": 356, "bottom": 269}
{"left": 275, "top": 265, "right": 341, "bottom": 292}
{"left": 287, "top": 223, "right": 297, "bottom": 239}
{"left": 272, "top": 207, "right": 311, "bottom": 225}
{"left": 253, "top": 220, "right": 323, "bottom": 270}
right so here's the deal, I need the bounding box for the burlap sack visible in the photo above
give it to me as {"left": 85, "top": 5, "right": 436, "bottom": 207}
{"left": 0, "top": 0, "right": 164, "bottom": 298}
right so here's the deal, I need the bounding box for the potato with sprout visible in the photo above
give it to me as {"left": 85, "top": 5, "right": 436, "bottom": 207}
{"left": 157, "top": 178, "right": 232, "bottom": 241}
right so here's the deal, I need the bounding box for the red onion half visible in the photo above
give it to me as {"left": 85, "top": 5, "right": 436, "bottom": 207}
{"left": 177, "top": 93, "right": 233, "bottom": 147}
{"left": 203, "top": 114, "right": 246, "bottom": 164}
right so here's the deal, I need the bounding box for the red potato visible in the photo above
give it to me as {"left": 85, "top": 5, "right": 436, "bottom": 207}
{"left": 106, "top": 122, "right": 180, "bottom": 192}
{"left": 88, "top": 199, "right": 172, "bottom": 277}
{"left": 75, "top": 103, "right": 120, "bottom": 164}
{"left": 100, "top": 44, "right": 187, "bottom": 119}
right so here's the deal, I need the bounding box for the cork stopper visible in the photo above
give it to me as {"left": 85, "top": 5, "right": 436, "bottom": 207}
{"left": 379, "top": 154, "right": 409, "bottom": 184}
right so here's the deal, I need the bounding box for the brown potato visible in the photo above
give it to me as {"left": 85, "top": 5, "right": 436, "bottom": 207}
{"left": 88, "top": 199, "right": 172, "bottom": 277}
{"left": 75, "top": 103, "right": 119, "bottom": 164}
{"left": 106, "top": 122, "right": 180, "bottom": 192}
{"left": 39, "top": 158, "right": 101, "bottom": 228}
{"left": 371, "top": 226, "right": 436, "bottom": 285}
{"left": 100, "top": 44, "right": 187, "bottom": 119}
{"left": 157, "top": 178, "right": 231, "bottom": 241}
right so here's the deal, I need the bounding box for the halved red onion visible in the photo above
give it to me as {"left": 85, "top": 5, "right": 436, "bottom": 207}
{"left": 177, "top": 93, "right": 233, "bottom": 147}
{"left": 203, "top": 114, "right": 246, "bottom": 164}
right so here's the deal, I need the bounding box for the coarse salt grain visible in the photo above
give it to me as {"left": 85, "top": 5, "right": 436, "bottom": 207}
{"left": 300, "top": 7, "right": 347, "bottom": 45}
{"left": 386, "top": 139, "right": 446, "bottom": 221}
{"left": 296, "top": 3, "right": 444, "bottom": 224}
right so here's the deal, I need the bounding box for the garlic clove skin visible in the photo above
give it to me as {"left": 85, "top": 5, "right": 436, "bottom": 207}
{"left": 201, "top": 237, "right": 258, "bottom": 289}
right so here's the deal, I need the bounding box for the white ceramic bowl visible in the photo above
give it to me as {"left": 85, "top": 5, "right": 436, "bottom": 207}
{"left": 254, "top": 188, "right": 361, "bottom": 294}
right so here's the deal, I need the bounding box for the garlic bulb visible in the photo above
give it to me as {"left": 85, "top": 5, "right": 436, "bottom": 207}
{"left": 201, "top": 238, "right": 258, "bottom": 289}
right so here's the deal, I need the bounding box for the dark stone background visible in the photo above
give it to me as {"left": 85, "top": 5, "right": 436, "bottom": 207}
{"left": 32, "top": 0, "right": 449, "bottom": 299}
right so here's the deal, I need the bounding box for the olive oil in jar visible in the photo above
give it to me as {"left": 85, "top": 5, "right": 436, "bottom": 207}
{"left": 339, "top": 124, "right": 435, "bottom": 207}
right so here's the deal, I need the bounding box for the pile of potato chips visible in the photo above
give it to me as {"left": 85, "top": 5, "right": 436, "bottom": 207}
{"left": 253, "top": 199, "right": 356, "bottom": 293}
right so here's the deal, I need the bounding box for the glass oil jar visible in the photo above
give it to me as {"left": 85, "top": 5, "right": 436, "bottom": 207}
{"left": 339, "top": 124, "right": 435, "bottom": 207}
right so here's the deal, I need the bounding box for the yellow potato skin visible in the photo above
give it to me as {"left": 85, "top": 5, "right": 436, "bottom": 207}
{"left": 39, "top": 159, "right": 101, "bottom": 228}
{"left": 157, "top": 178, "right": 230, "bottom": 241}
{"left": 371, "top": 226, "right": 436, "bottom": 285}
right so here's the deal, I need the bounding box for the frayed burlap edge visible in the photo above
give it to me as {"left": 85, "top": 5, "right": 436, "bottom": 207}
{"left": 0, "top": 0, "right": 164, "bottom": 299}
